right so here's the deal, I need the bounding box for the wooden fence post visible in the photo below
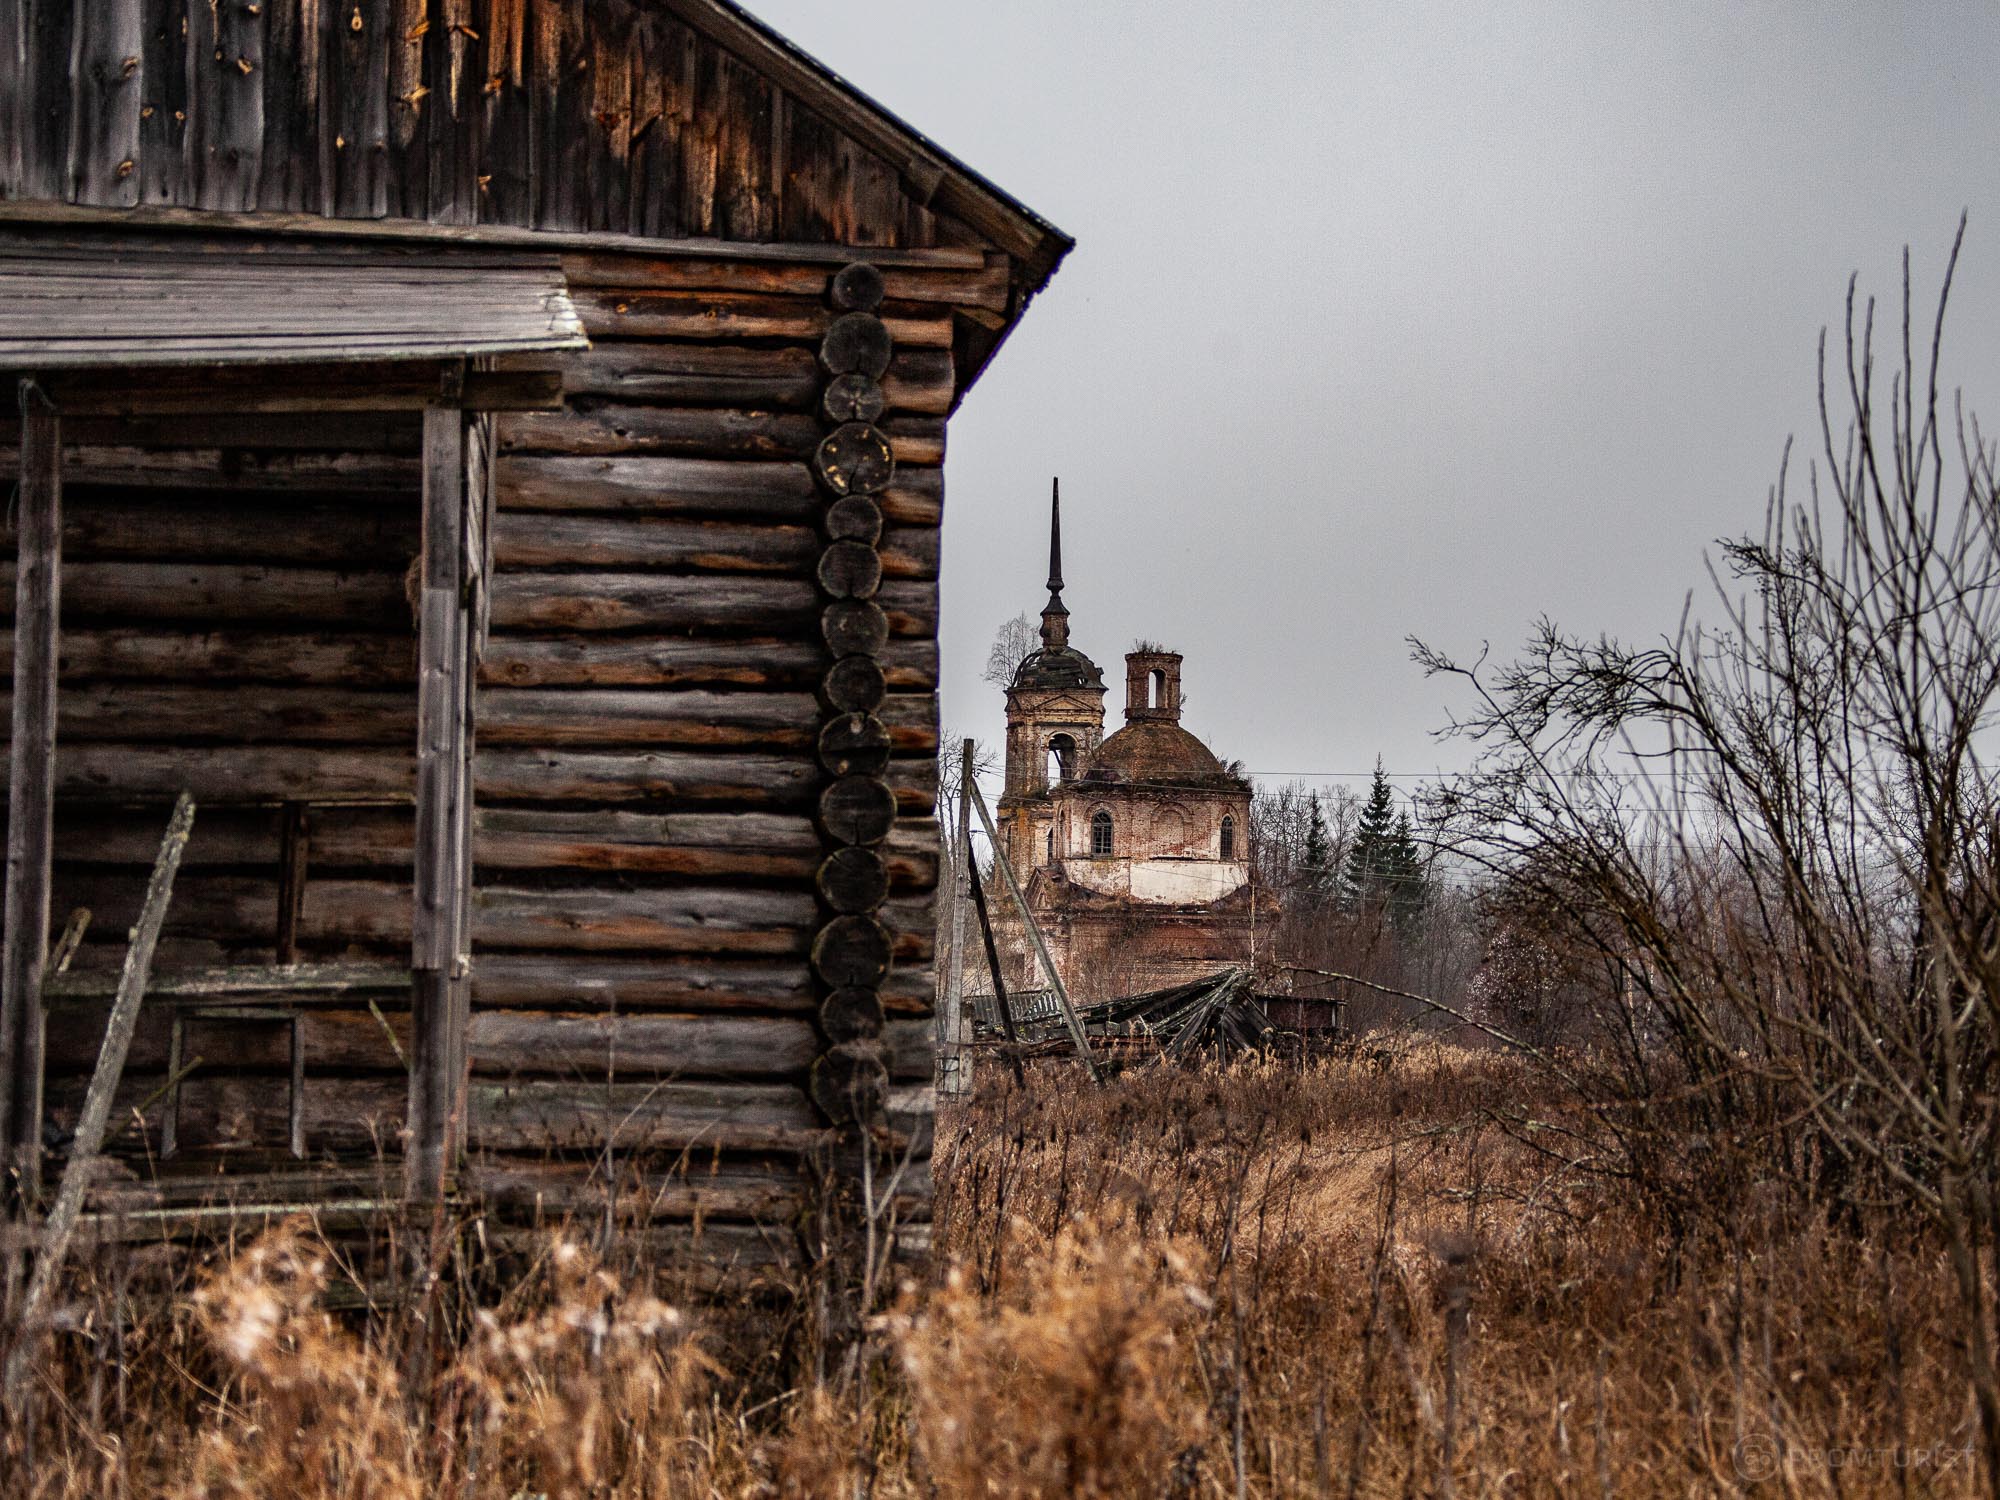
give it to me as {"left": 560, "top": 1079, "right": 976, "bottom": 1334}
{"left": 1, "top": 387, "right": 61, "bottom": 1191}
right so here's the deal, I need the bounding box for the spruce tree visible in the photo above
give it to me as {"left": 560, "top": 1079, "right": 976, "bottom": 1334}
{"left": 1339, "top": 762, "right": 1399, "bottom": 913}
{"left": 1382, "top": 810, "right": 1429, "bottom": 933}
{"left": 1300, "top": 790, "right": 1332, "bottom": 897}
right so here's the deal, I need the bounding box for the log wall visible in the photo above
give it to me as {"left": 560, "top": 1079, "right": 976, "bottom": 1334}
{"left": 10, "top": 242, "right": 960, "bottom": 1271}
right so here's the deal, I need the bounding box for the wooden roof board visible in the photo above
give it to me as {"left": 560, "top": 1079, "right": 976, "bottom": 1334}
{"left": 0, "top": 0, "right": 1068, "bottom": 402}
{"left": 0, "top": 250, "right": 589, "bottom": 369}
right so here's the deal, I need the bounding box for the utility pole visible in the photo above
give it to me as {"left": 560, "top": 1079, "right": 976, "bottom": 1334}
{"left": 938, "top": 739, "right": 974, "bottom": 1098}
{"left": 968, "top": 779, "right": 1101, "bottom": 1084}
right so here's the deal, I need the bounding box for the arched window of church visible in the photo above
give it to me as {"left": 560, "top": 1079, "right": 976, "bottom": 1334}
{"left": 1047, "top": 733, "right": 1076, "bottom": 785}
{"left": 1148, "top": 669, "right": 1165, "bottom": 708}
{"left": 1091, "top": 810, "right": 1114, "bottom": 856}
{"left": 1220, "top": 814, "right": 1236, "bottom": 860}
{"left": 1046, "top": 827, "right": 1054, "bottom": 861}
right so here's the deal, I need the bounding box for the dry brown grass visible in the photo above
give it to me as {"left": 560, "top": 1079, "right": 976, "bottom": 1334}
{"left": 6, "top": 1043, "right": 1992, "bottom": 1496}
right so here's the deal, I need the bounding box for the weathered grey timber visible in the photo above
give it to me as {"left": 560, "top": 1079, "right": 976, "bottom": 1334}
{"left": 0, "top": 0, "right": 1069, "bottom": 1307}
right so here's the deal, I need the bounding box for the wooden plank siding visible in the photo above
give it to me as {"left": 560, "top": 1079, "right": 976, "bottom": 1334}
{"left": 0, "top": 0, "right": 1065, "bottom": 1284}
{"left": 2, "top": 0, "right": 991, "bottom": 252}
{"left": 10, "top": 247, "right": 959, "bottom": 1259}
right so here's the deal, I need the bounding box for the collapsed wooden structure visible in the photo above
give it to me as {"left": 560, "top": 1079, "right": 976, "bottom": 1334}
{"left": 969, "top": 967, "right": 1290, "bottom": 1065}
{"left": 0, "top": 0, "right": 1069, "bottom": 1289}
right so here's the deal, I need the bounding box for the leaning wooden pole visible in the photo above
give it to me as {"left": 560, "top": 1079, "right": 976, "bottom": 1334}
{"left": 966, "top": 860, "right": 1028, "bottom": 1087}
{"left": 0, "top": 385, "right": 61, "bottom": 1191}
{"left": 3, "top": 794, "right": 194, "bottom": 1406}
{"left": 967, "top": 780, "right": 1100, "bottom": 1083}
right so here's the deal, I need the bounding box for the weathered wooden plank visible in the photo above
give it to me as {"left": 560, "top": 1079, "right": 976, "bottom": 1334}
{"left": 0, "top": 365, "right": 556, "bottom": 418}
{"left": 0, "top": 445, "right": 417, "bottom": 492}
{"left": 487, "top": 573, "right": 816, "bottom": 633}
{"left": 188, "top": 0, "right": 264, "bottom": 209}
{"left": 497, "top": 403, "right": 944, "bottom": 465}
{"left": 494, "top": 453, "right": 813, "bottom": 516}
{"left": 15, "top": 497, "right": 418, "bottom": 567}
{"left": 498, "top": 343, "right": 952, "bottom": 417}
{"left": 478, "top": 634, "right": 935, "bottom": 690}
{"left": 427, "top": 0, "right": 479, "bottom": 224}
{"left": 468, "top": 1012, "right": 818, "bottom": 1078}
{"left": 469, "top": 1076, "right": 821, "bottom": 1153}
{"left": 328, "top": 0, "right": 391, "bottom": 217}
{"left": 473, "top": 953, "right": 810, "bottom": 1012}
{"left": 3, "top": 790, "right": 190, "bottom": 1403}
{"left": 473, "top": 807, "right": 812, "bottom": 878}
{"left": 409, "top": 404, "right": 469, "bottom": 1199}
{"left": 45, "top": 959, "right": 410, "bottom": 1002}
{"left": 710, "top": 46, "right": 776, "bottom": 243}
{"left": 473, "top": 687, "right": 933, "bottom": 752}
{"left": 476, "top": 884, "right": 816, "bottom": 954}
{"left": 557, "top": 252, "right": 1009, "bottom": 312}
{"left": 67, "top": 2, "right": 144, "bottom": 207}
{"left": 492, "top": 512, "right": 809, "bottom": 572}
{"left": 479, "top": 687, "right": 811, "bottom": 747}
{"left": 256, "top": 0, "right": 321, "bottom": 211}
{"left": 466, "top": 1158, "right": 805, "bottom": 1221}
{"left": 45, "top": 745, "right": 415, "bottom": 803}
{"left": 0, "top": 198, "right": 995, "bottom": 267}
{"left": 46, "top": 873, "right": 813, "bottom": 958}
{"left": 572, "top": 286, "right": 952, "bottom": 347}
{"left": 387, "top": 0, "right": 427, "bottom": 220}
{"left": 0, "top": 393, "right": 59, "bottom": 1177}
{"left": 493, "top": 514, "right": 928, "bottom": 584}
{"left": 34, "top": 805, "right": 935, "bottom": 888}
{"left": 526, "top": 0, "right": 579, "bottom": 232}
{"left": 476, "top": 0, "right": 532, "bottom": 225}
{"left": 494, "top": 456, "right": 941, "bottom": 530}
{"left": 8, "top": 629, "right": 417, "bottom": 687}
{"left": 13, "top": 0, "right": 74, "bottom": 202}
{"left": 475, "top": 747, "right": 812, "bottom": 807}
{"left": 0, "top": 408, "right": 421, "bottom": 451}
{"left": 0, "top": 561, "right": 409, "bottom": 627}
{"left": 45, "top": 684, "right": 414, "bottom": 744}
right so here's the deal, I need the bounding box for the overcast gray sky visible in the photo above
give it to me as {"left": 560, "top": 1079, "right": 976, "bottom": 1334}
{"left": 753, "top": 0, "right": 2000, "bottom": 799}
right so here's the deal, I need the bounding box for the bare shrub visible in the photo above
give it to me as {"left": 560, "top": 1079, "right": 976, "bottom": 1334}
{"left": 1415, "top": 219, "right": 2000, "bottom": 1477}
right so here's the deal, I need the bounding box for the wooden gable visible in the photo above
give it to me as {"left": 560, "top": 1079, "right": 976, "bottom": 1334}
{"left": 0, "top": 1, "right": 1069, "bottom": 282}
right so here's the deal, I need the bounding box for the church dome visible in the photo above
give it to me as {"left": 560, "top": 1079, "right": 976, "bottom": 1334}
{"left": 1081, "top": 719, "right": 1239, "bottom": 787}
{"left": 1010, "top": 644, "right": 1104, "bottom": 693}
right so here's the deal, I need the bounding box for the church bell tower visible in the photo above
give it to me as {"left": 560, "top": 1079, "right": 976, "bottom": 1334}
{"left": 997, "top": 481, "right": 1106, "bottom": 874}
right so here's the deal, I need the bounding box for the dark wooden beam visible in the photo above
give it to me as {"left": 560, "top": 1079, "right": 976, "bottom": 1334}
{"left": 0, "top": 384, "right": 60, "bottom": 1188}
{"left": 406, "top": 393, "right": 469, "bottom": 1204}
{"left": 10, "top": 365, "right": 565, "bottom": 416}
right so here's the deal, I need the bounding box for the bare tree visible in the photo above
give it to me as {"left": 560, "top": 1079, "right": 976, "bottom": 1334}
{"left": 1417, "top": 218, "right": 2000, "bottom": 1482}
{"left": 981, "top": 613, "right": 1040, "bottom": 690}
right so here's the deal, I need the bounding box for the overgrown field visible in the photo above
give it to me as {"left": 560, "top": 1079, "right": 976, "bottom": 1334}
{"left": 9, "top": 1045, "right": 1992, "bottom": 1496}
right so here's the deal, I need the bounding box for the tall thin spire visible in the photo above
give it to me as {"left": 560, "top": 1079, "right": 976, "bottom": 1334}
{"left": 1039, "top": 477, "right": 1070, "bottom": 650}
{"left": 1047, "top": 478, "right": 1065, "bottom": 597}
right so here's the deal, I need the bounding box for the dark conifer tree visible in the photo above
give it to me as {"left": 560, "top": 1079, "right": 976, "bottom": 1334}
{"left": 1339, "top": 761, "right": 1399, "bottom": 913}
{"left": 1300, "top": 790, "right": 1333, "bottom": 898}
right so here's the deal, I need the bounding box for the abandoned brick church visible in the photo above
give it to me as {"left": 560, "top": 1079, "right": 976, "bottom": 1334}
{"left": 993, "top": 490, "right": 1255, "bottom": 1001}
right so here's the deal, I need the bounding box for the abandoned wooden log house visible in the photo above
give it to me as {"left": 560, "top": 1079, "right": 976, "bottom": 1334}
{"left": 0, "top": 0, "right": 1069, "bottom": 1287}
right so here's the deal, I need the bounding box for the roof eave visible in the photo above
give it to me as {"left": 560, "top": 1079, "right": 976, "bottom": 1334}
{"left": 669, "top": 0, "right": 1074, "bottom": 404}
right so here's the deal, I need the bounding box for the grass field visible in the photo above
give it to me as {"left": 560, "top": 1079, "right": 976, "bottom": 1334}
{"left": 9, "top": 1042, "right": 1991, "bottom": 1497}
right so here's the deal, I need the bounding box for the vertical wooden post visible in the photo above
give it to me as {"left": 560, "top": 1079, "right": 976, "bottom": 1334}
{"left": 275, "top": 801, "right": 309, "bottom": 964}
{"left": 407, "top": 393, "right": 468, "bottom": 1203}
{"left": 1, "top": 387, "right": 61, "bottom": 1190}
{"left": 938, "top": 740, "right": 974, "bottom": 1097}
